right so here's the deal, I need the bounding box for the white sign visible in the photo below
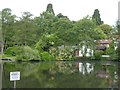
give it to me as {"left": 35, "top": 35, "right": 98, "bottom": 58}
{"left": 10, "top": 71, "right": 20, "bottom": 81}
{"left": 101, "top": 55, "right": 110, "bottom": 57}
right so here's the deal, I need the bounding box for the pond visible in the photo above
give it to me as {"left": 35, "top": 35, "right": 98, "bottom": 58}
{"left": 1, "top": 60, "right": 119, "bottom": 88}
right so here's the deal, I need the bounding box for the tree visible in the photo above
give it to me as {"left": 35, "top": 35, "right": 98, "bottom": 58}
{"left": 98, "top": 24, "right": 112, "bottom": 39}
{"left": 117, "top": 20, "right": 120, "bottom": 37}
{"left": 13, "top": 12, "right": 38, "bottom": 46}
{"left": 116, "top": 20, "right": 120, "bottom": 60}
{"left": 0, "top": 11, "right": 4, "bottom": 54}
{"left": 35, "top": 33, "right": 59, "bottom": 52}
{"left": 52, "top": 18, "right": 74, "bottom": 45}
{"left": 57, "top": 13, "right": 68, "bottom": 19}
{"left": 71, "top": 18, "right": 96, "bottom": 57}
{"left": 94, "top": 27, "right": 107, "bottom": 40}
{"left": 74, "top": 17, "right": 96, "bottom": 43}
{"left": 92, "top": 9, "right": 103, "bottom": 25}
{"left": 34, "top": 11, "right": 58, "bottom": 35}
{"left": 0, "top": 11, "right": 3, "bottom": 43}
{"left": 73, "top": 17, "right": 106, "bottom": 57}
{"left": 2, "top": 8, "right": 16, "bottom": 49}
{"left": 106, "top": 41, "right": 117, "bottom": 60}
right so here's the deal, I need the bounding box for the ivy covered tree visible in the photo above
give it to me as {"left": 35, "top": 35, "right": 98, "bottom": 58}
{"left": 46, "top": 3, "right": 55, "bottom": 15}
{"left": 92, "top": 9, "right": 103, "bottom": 25}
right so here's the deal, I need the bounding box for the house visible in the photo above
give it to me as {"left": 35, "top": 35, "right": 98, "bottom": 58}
{"left": 58, "top": 39, "right": 113, "bottom": 58}
{"left": 96, "top": 45, "right": 106, "bottom": 51}
{"left": 95, "top": 40, "right": 112, "bottom": 54}
{"left": 98, "top": 40, "right": 112, "bottom": 48}
{"left": 75, "top": 40, "right": 112, "bottom": 58}
{"left": 75, "top": 45, "right": 94, "bottom": 57}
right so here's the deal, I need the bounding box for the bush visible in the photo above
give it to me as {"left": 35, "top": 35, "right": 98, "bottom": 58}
{"left": 5, "top": 46, "right": 23, "bottom": 56}
{"left": 17, "top": 46, "right": 41, "bottom": 61}
{"left": 40, "top": 52, "right": 55, "bottom": 61}
{"left": 5, "top": 46, "right": 41, "bottom": 61}
{"left": 117, "top": 44, "right": 120, "bottom": 60}
{"left": 106, "top": 42, "right": 118, "bottom": 60}
{"left": 94, "top": 50, "right": 104, "bottom": 60}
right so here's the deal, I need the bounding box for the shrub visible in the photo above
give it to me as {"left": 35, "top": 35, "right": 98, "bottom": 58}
{"left": 40, "top": 52, "right": 55, "bottom": 61}
{"left": 106, "top": 42, "right": 118, "bottom": 60}
{"left": 94, "top": 50, "right": 104, "bottom": 60}
{"left": 5, "top": 46, "right": 23, "bottom": 56}
{"left": 5, "top": 46, "right": 41, "bottom": 61}
{"left": 16, "top": 46, "right": 41, "bottom": 61}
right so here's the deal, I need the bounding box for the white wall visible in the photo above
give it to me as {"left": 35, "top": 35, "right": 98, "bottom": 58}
{"left": 79, "top": 45, "right": 94, "bottom": 57}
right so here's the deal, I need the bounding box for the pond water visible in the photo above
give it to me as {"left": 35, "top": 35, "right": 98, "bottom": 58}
{"left": 2, "top": 60, "right": 119, "bottom": 88}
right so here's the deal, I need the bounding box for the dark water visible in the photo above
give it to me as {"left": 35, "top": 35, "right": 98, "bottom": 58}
{"left": 2, "top": 60, "right": 119, "bottom": 88}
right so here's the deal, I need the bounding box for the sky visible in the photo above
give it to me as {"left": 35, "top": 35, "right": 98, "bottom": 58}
{"left": 0, "top": 0, "right": 119, "bottom": 26}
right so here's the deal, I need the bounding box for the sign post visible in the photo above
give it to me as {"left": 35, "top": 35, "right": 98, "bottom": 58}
{"left": 10, "top": 71, "right": 20, "bottom": 88}
{"left": 14, "top": 80, "right": 16, "bottom": 88}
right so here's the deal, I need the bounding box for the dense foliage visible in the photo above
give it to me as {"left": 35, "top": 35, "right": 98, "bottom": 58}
{"left": 1, "top": 4, "right": 118, "bottom": 61}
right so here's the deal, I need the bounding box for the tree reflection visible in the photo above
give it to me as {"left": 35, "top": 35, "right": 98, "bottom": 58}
{"left": 2, "top": 61, "right": 119, "bottom": 88}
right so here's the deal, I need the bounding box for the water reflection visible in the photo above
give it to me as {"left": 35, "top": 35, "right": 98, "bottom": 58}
{"left": 2, "top": 61, "right": 119, "bottom": 88}
{"left": 78, "top": 62, "right": 94, "bottom": 75}
{"left": 77, "top": 61, "right": 119, "bottom": 88}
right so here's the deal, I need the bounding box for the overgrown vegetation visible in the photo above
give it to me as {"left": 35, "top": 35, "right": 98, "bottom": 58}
{"left": 0, "top": 4, "right": 118, "bottom": 61}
